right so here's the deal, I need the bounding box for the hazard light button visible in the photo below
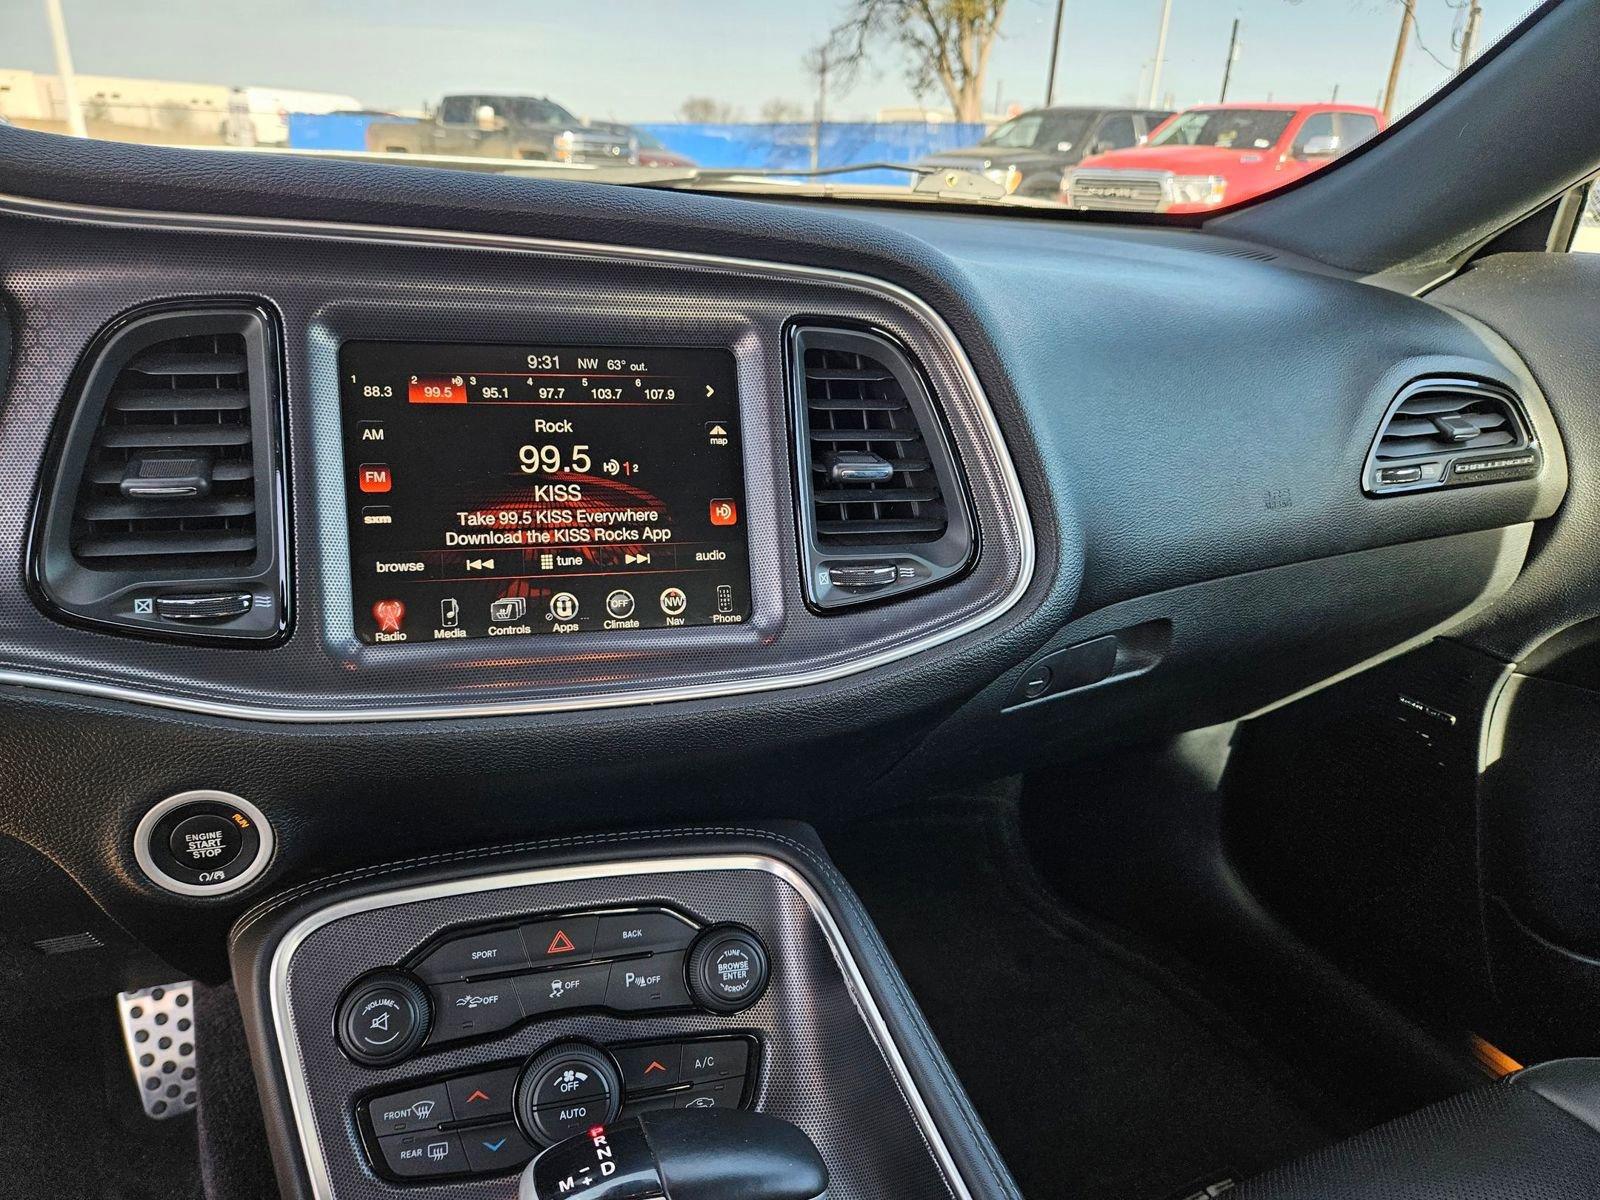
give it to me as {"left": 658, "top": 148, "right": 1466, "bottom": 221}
{"left": 520, "top": 915, "right": 598, "bottom": 964}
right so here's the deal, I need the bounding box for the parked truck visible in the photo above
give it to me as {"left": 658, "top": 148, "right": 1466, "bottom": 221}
{"left": 365, "top": 94, "right": 635, "bottom": 164}
{"left": 1063, "top": 102, "right": 1385, "bottom": 214}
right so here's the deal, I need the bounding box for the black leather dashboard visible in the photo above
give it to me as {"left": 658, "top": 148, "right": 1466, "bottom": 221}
{"left": 0, "top": 124, "right": 1572, "bottom": 990}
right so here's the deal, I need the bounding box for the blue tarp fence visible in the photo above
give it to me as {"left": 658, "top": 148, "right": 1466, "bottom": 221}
{"left": 637, "top": 122, "right": 988, "bottom": 184}
{"left": 287, "top": 113, "right": 987, "bottom": 184}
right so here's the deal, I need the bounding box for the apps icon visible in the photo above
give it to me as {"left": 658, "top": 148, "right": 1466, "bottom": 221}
{"left": 659, "top": 587, "right": 688, "bottom": 617}
{"left": 489, "top": 596, "right": 527, "bottom": 623}
{"left": 708, "top": 498, "right": 738, "bottom": 526}
{"left": 372, "top": 599, "right": 405, "bottom": 634}
{"left": 550, "top": 592, "right": 580, "bottom": 621}
{"left": 357, "top": 464, "right": 393, "bottom": 494}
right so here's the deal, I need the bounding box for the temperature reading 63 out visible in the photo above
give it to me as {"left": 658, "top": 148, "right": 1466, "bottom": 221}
{"left": 517, "top": 443, "right": 591, "bottom": 475}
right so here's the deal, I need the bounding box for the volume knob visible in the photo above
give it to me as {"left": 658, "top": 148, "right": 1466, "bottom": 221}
{"left": 335, "top": 970, "right": 431, "bottom": 1067}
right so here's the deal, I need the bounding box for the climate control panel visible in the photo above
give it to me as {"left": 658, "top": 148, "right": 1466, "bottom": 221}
{"left": 334, "top": 907, "right": 771, "bottom": 1067}
{"left": 357, "top": 1034, "right": 759, "bottom": 1182}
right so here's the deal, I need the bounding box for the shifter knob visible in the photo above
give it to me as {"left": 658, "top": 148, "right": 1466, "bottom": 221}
{"left": 521, "top": 1109, "right": 826, "bottom": 1200}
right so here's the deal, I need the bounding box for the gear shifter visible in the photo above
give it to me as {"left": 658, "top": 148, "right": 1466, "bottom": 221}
{"left": 520, "top": 1109, "right": 827, "bottom": 1200}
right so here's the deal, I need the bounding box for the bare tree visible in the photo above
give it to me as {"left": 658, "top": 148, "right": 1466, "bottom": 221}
{"left": 821, "top": 0, "right": 1008, "bottom": 123}
{"left": 759, "top": 99, "right": 807, "bottom": 124}
{"left": 679, "top": 96, "right": 742, "bottom": 123}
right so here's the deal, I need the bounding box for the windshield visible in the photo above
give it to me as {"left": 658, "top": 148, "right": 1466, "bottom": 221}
{"left": 0, "top": 1, "right": 1533, "bottom": 216}
{"left": 1147, "top": 109, "right": 1295, "bottom": 151}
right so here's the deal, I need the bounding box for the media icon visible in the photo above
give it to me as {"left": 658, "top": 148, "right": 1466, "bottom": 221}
{"left": 605, "top": 589, "right": 636, "bottom": 619}
{"left": 489, "top": 596, "right": 526, "bottom": 623}
{"left": 550, "top": 592, "right": 580, "bottom": 621}
{"left": 659, "top": 587, "right": 688, "bottom": 617}
{"left": 372, "top": 599, "right": 405, "bottom": 634}
{"left": 440, "top": 598, "right": 459, "bottom": 628}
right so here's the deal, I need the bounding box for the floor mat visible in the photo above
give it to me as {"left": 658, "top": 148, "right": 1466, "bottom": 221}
{"left": 826, "top": 792, "right": 1351, "bottom": 1200}
{"left": 0, "top": 998, "right": 204, "bottom": 1200}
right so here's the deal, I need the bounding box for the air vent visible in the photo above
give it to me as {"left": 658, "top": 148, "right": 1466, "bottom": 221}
{"left": 1364, "top": 378, "right": 1540, "bottom": 495}
{"left": 73, "top": 332, "right": 258, "bottom": 568}
{"left": 789, "top": 326, "right": 973, "bottom": 609}
{"left": 32, "top": 307, "right": 289, "bottom": 641}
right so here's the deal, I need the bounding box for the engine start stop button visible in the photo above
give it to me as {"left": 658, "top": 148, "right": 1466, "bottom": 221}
{"left": 167, "top": 812, "right": 245, "bottom": 870}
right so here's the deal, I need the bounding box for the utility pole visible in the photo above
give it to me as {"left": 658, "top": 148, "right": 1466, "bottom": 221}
{"left": 1219, "top": 18, "right": 1240, "bottom": 103}
{"left": 1381, "top": 0, "right": 1416, "bottom": 122}
{"left": 1147, "top": 0, "right": 1173, "bottom": 109}
{"left": 1045, "top": 0, "right": 1067, "bottom": 106}
{"left": 44, "top": 0, "right": 87, "bottom": 138}
{"left": 810, "top": 48, "right": 828, "bottom": 172}
{"left": 1331, "top": 83, "right": 1340, "bottom": 102}
{"left": 1457, "top": 0, "right": 1483, "bottom": 72}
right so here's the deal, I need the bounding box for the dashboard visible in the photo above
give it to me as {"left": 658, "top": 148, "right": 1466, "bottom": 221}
{"left": 0, "top": 137, "right": 1571, "bottom": 986}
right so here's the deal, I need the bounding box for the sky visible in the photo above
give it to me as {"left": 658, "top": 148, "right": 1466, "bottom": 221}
{"left": 0, "top": 0, "right": 1525, "bottom": 122}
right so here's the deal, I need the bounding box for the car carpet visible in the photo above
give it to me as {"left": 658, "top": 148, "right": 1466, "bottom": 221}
{"left": 826, "top": 789, "right": 1355, "bottom": 1200}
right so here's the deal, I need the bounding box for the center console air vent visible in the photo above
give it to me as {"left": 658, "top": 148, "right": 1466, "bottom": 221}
{"left": 1364, "top": 378, "right": 1540, "bottom": 496}
{"left": 788, "top": 326, "right": 973, "bottom": 610}
{"left": 32, "top": 306, "right": 289, "bottom": 642}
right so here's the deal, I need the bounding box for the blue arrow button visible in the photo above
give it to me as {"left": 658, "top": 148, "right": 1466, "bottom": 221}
{"left": 482, "top": 1138, "right": 507, "bottom": 1153}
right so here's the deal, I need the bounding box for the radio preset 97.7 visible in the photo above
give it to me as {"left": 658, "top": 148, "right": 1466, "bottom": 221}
{"left": 339, "top": 342, "right": 752, "bottom": 645}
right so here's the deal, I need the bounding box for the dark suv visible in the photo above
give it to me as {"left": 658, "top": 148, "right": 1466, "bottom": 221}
{"left": 916, "top": 105, "right": 1173, "bottom": 197}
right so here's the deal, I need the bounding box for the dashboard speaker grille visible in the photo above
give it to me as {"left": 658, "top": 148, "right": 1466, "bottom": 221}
{"left": 803, "top": 344, "right": 949, "bottom": 545}
{"left": 72, "top": 331, "right": 259, "bottom": 568}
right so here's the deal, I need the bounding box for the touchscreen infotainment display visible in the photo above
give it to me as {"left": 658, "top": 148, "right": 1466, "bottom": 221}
{"left": 339, "top": 342, "right": 750, "bottom": 645}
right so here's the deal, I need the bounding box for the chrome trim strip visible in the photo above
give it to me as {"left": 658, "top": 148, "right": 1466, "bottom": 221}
{"left": 0, "top": 191, "right": 1035, "bottom": 724}
{"left": 267, "top": 854, "right": 972, "bottom": 1200}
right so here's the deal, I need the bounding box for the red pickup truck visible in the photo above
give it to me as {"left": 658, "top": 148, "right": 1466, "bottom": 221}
{"left": 1062, "top": 102, "right": 1385, "bottom": 214}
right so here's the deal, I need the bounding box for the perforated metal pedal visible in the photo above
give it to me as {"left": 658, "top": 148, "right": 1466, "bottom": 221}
{"left": 116, "top": 982, "right": 199, "bottom": 1119}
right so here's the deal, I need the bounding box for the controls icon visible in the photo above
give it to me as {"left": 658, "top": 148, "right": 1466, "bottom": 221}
{"left": 659, "top": 587, "right": 688, "bottom": 617}
{"left": 357, "top": 464, "right": 393, "bottom": 493}
{"left": 440, "top": 598, "right": 459, "bottom": 628}
{"left": 550, "top": 592, "right": 580, "bottom": 621}
{"left": 372, "top": 599, "right": 405, "bottom": 634}
{"left": 489, "top": 596, "right": 527, "bottom": 623}
{"left": 605, "top": 589, "right": 636, "bottom": 619}
{"left": 709, "top": 498, "right": 738, "bottom": 526}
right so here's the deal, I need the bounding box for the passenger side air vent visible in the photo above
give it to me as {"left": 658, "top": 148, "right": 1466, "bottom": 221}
{"left": 1364, "top": 378, "right": 1540, "bottom": 496}
{"left": 32, "top": 307, "right": 289, "bottom": 641}
{"left": 789, "top": 326, "right": 973, "bottom": 609}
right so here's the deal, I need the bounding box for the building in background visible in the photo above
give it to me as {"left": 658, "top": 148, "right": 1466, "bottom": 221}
{"left": 0, "top": 69, "right": 359, "bottom": 145}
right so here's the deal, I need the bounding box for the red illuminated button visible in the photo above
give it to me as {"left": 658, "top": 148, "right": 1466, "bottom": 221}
{"left": 372, "top": 599, "right": 405, "bottom": 634}
{"left": 709, "top": 499, "right": 738, "bottom": 526}
{"left": 358, "top": 464, "right": 393, "bottom": 493}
